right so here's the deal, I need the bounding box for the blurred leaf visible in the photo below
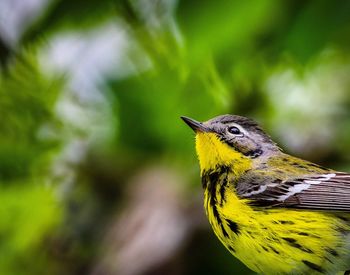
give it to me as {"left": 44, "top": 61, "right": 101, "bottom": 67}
{"left": 0, "top": 183, "right": 61, "bottom": 275}
{"left": 285, "top": 1, "right": 350, "bottom": 62}
{"left": 0, "top": 50, "right": 62, "bottom": 181}
{"left": 177, "top": 0, "right": 281, "bottom": 64}
{"left": 21, "top": 0, "right": 117, "bottom": 45}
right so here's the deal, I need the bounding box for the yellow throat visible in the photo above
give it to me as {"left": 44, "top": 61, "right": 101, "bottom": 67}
{"left": 195, "top": 132, "right": 252, "bottom": 175}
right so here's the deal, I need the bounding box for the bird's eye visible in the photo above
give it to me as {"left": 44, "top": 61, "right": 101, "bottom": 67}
{"left": 228, "top": 126, "right": 242, "bottom": 135}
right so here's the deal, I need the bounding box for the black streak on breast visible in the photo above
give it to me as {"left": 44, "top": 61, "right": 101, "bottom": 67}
{"left": 302, "top": 260, "right": 325, "bottom": 273}
{"left": 226, "top": 219, "right": 240, "bottom": 235}
{"left": 202, "top": 166, "right": 240, "bottom": 238}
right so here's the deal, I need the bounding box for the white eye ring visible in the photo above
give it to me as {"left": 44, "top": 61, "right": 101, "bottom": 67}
{"left": 227, "top": 126, "right": 244, "bottom": 136}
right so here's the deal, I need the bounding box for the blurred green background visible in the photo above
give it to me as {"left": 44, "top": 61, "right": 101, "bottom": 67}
{"left": 1, "top": 0, "right": 350, "bottom": 274}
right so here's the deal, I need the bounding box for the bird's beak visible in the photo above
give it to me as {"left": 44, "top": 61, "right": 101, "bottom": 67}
{"left": 181, "top": 116, "right": 207, "bottom": 132}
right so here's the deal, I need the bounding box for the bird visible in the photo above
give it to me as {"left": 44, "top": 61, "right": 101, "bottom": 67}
{"left": 181, "top": 114, "right": 350, "bottom": 275}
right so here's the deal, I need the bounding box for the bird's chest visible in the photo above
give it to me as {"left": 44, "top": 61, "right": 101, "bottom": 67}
{"left": 201, "top": 169, "right": 243, "bottom": 245}
{"left": 203, "top": 189, "right": 240, "bottom": 248}
{"left": 203, "top": 178, "right": 350, "bottom": 274}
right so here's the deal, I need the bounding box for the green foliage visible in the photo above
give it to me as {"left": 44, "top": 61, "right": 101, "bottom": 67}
{"left": 0, "top": 50, "right": 63, "bottom": 274}
{"left": 0, "top": 50, "right": 62, "bottom": 181}
{"left": 178, "top": 0, "right": 281, "bottom": 64}
{"left": 22, "top": 0, "right": 117, "bottom": 44}
{"left": 0, "top": 183, "right": 61, "bottom": 275}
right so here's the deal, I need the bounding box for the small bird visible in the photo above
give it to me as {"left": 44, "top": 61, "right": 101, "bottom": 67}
{"left": 181, "top": 114, "right": 350, "bottom": 275}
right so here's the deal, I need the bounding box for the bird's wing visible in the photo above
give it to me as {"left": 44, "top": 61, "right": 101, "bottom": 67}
{"left": 237, "top": 172, "right": 350, "bottom": 211}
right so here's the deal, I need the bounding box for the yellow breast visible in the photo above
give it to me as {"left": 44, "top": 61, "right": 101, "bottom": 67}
{"left": 204, "top": 183, "right": 350, "bottom": 274}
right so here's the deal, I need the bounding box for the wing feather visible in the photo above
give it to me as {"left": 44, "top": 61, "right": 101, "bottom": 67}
{"left": 238, "top": 172, "right": 350, "bottom": 211}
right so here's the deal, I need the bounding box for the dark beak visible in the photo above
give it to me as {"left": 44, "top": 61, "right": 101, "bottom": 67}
{"left": 181, "top": 116, "right": 207, "bottom": 132}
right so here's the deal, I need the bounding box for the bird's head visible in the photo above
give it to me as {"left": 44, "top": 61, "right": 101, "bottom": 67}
{"left": 181, "top": 114, "right": 280, "bottom": 174}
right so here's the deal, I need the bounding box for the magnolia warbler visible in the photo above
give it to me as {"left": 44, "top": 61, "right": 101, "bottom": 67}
{"left": 181, "top": 114, "right": 350, "bottom": 275}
